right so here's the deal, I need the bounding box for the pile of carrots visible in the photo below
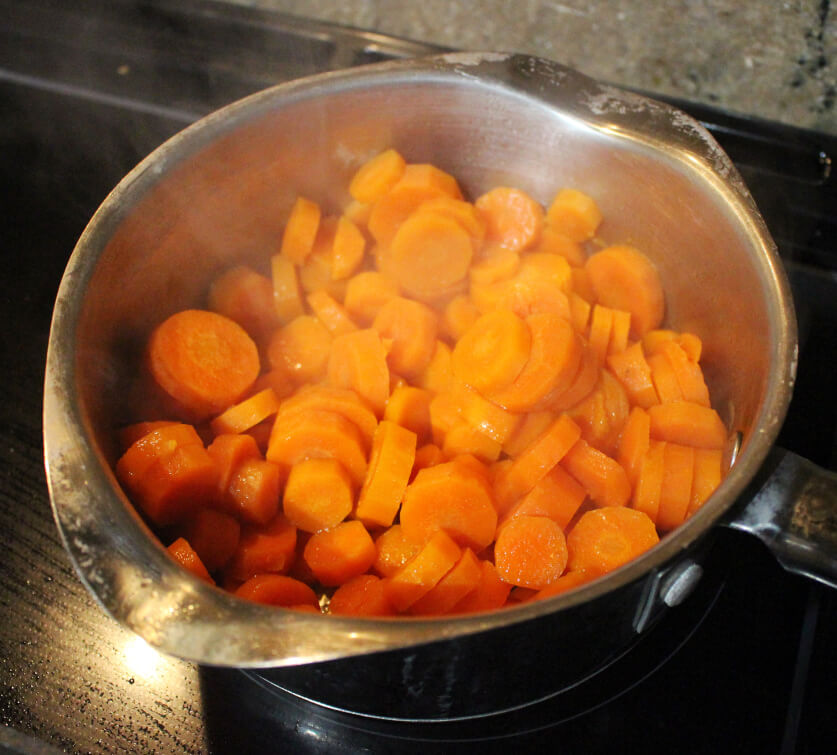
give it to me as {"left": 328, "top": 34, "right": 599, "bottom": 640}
{"left": 114, "top": 148, "right": 727, "bottom": 616}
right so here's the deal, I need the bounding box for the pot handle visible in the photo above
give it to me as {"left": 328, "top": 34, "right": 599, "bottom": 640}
{"left": 724, "top": 446, "right": 837, "bottom": 589}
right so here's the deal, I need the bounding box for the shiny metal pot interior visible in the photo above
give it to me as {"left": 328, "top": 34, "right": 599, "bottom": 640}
{"left": 45, "top": 53, "right": 802, "bottom": 678}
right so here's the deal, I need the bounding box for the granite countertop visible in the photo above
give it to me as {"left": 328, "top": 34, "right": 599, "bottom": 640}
{"left": 234, "top": 0, "right": 836, "bottom": 135}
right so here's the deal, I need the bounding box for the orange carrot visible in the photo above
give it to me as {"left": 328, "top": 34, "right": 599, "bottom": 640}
{"left": 409, "top": 548, "right": 482, "bottom": 616}
{"left": 117, "top": 420, "right": 179, "bottom": 450}
{"left": 349, "top": 148, "right": 407, "bottom": 204}
{"left": 412, "top": 443, "right": 445, "bottom": 476}
{"left": 499, "top": 464, "right": 586, "bottom": 531}
{"left": 617, "top": 406, "right": 651, "bottom": 488}
{"left": 474, "top": 186, "right": 544, "bottom": 252}
{"left": 569, "top": 292, "right": 592, "bottom": 334}
{"left": 570, "top": 266, "right": 597, "bottom": 304}
{"left": 451, "top": 559, "right": 512, "bottom": 613}
{"left": 494, "top": 277, "right": 572, "bottom": 321}
{"left": 532, "top": 225, "right": 587, "bottom": 265}
{"left": 606, "top": 341, "right": 660, "bottom": 409}
{"left": 561, "top": 438, "right": 631, "bottom": 509}
{"left": 280, "top": 196, "right": 321, "bottom": 265}
{"left": 501, "top": 410, "right": 554, "bottom": 458}
{"left": 451, "top": 309, "right": 532, "bottom": 397}
{"left": 401, "top": 457, "right": 497, "bottom": 551}
{"left": 632, "top": 440, "right": 666, "bottom": 523}
{"left": 469, "top": 247, "right": 520, "bottom": 286}
{"left": 355, "top": 419, "right": 417, "bottom": 528}
{"left": 225, "top": 457, "right": 281, "bottom": 525}
{"left": 609, "top": 309, "right": 632, "bottom": 356}
{"left": 327, "top": 328, "right": 391, "bottom": 416}
{"left": 343, "top": 271, "right": 401, "bottom": 325}
{"left": 584, "top": 245, "right": 664, "bottom": 337}
{"left": 658, "top": 340, "right": 711, "bottom": 407}
{"left": 648, "top": 400, "right": 727, "bottom": 449}
{"left": 270, "top": 254, "right": 306, "bottom": 325}
{"left": 442, "top": 419, "right": 503, "bottom": 463}
{"left": 303, "top": 520, "right": 377, "bottom": 587}
{"left": 267, "top": 315, "right": 332, "bottom": 386}
{"left": 428, "top": 390, "right": 462, "bottom": 447}
{"left": 656, "top": 443, "right": 695, "bottom": 532}
{"left": 147, "top": 309, "right": 260, "bottom": 419}
{"left": 456, "top": 384, "right": 521, "bottom": 446}
{"left": 566, "top": 507, "right": 659, "bottom": 575}
{"left": 587, "top": 304, "right": 614, "bottom": 369}
{"left": 494, "top": 515, "right": 569, "bottom": 590}
{"left": 532, "top": 569, "right": 597, "bottom": 601}
{"left": 441, "top": 294, "right": 481, "bottom": 342}
{"left": 384, "top": 385, "right": 432, "bottom": 445}
{"left": 546, "top": 188, "right": 602, "bottom": 242}
{"left": 167, "top": 537, "right": 214, "bottom": 583}
{"left": 418, "top": 196, "right": 487, "bottom": 253}
{"left": 415, "top": 339, "right": 454, "bottom": 394}
{"left": 235, "top": 574, "right": 319, "bottom": 608}
{"left": 225, "top": 514, "right": 298, "bottom": 582}
{"left": 373, "top": 296, "right": 439, "bottom": 379}
{"left": 208, "top": 265, "right": 278, "bottom": 346}
{"left": 331, "top": 215, "right": 366, "bottom": 280}
{"left": 283, "top": 458, "right": 354, "bottom": 533}
{"left": 183, "top": 508, "right": 241, "bottom": 572}
{"left": 647, "top": 352, "right": 684, "bottom": 403}
{"left": 306, "top": 290, "right": 357, "bottom": 337}
{"left": 328, "top": 574, "right": 395, "bottom": 616}
{"left": 372, "top": 524, "right": 421, "bottom": 578}
{"left": 384, "top": 530, "right": 462, "bottom": 612}
{"left": 206, "top": 432, "right": 262, "bottom": 503}
{"left": 688, "top": 448, "right": 723, "bottom": 516}
{"left": 547, "top": 340, "right": 600, "bottom": 412}
{"left": 209, "top": 387, "right": 280, "bottom": 436}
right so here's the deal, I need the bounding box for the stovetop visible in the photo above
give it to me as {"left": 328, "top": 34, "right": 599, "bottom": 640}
{"left": 1, "top": 1, "right": 835, "bottom": 752}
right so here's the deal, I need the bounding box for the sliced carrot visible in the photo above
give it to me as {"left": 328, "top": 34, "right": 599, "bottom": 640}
{"left": 415, "top": 339, "right": 454, "bottom": 394}
{"left": 355, "top": 419, "right": 417, "bottom": 528}
{"left": 561, "top": 438, "right": 631, "bottom": 508}
{"left": 331, "top": 215, "right": 366, "bottom": 280}
{"left": 606, "top": 341, "right": 660, "bottom": 410}
{"left": 401, "top": 457, "right": 497, "bottom": 551}
{"left": 328, "top": 574, "right": 395, "bottom": 616}
{"left": 441, "top": 294, "right": 481, "bottom": 342}
{"left": 349, "top": 148, "right": 407, "bottom": 204}
{"left": 451, "top": 559, "right": 512, "bottom": 614}
{"left": 647, "top": 352, "right": 684, "bottom": 403}
{"left": 428, "top": 391, "right": 462, "bottom": 447}
{"left": 372, "top": 524, "right": 421, "bottom": 578}
{"left": 303, "top": 520, "right": 377, "bottom": 587}
{"left": 659, "top": 340, "right": 711, "bottom": 407}
{"left": 267, "top": 315, "right": 332, "bottom": 386}
{"left": 546, "top": 188, "right": 602, "bottom": 242}
{"left": 451, "top": 309, "right": 532, "bottom": 397}
{"left": 587, "top": 304, "right": 614, "bottom": 369}
{"left": 494, "top": 276, "right": 572, "bottom": 321}
{"left": 495, "top": 515, "right": 568, "bottom": 590}
{"left": 585, "top": 245, "right": 664, "bottom": 337}
{"left": 569, "top": 292, "right": 592, "bottom": 333}
{"left": 632, "top": 440, "right": 666, "bottom": 523}
{"left": 609, "top": 309, "right": 632, "bottom": 356}
{"left": 343, "top": 271, "right": 401, "bottom": 326}
{"left": 549, "top": 343, "right": 600, "bottom": 411}
{"left": 618, "top": 406, "right": 651, "bottom": 488}
{"left": 368, "top": 163, "right": 463, "bottom": 246}
{"left": 570, "top": 266, "right": 597, "bottom": 304}
{"left": 382, "top": 208, "right": 474, "bottom": 301}
{"left": 117, "top": 420, "right": 179, "bottom": 451}
{"left": 566, "top": 368, "right": 630, "bottom": 457}
{"left": 225, "top": 514, "right": 297, "bottom": 582}
{"left": 501, "top": 410, "right": 554, "bottom": 458}
{"left": 267, "top": 408, "right": 368, "bottom": 486}
{"left": 208, "top": 265, "right": 278, "bottom": 346}
{"left": 298, "top": 229, "right": 348, "bottom": 301}
{"left": 474, "top": 186, "right": 544, "bottom": 253}
{"left": 235, "top": 574, "right": 319, "bottom": 608}
{"left": 206, "top": 432, "right": 261, "bottom": 503}
{"left": 419, "top": 196, "right": 487, "bottom": 253}
{"left": 283, "top": 458, "right": 354, "bottom": 533}
{"left": 384, "top": 530, "right": 462, "bottom": 612}
{"left": 342, "top": 198, "right": 372, "bottom": 229}
{"left": 209, "top": 388, "right": 280, "bottom": 436}
{"left": 494, "top": 413, "right": 582, "bottom": 512}
{"left": 532, "top": 569, "right": 597, "bottom": 601}
{"left": 657, "top": 443, "right": 695, "bottom": 532}
{"left": 280, "top": 196, "right": 321, "bottom": 265}
{"left": 688, "top": 448, "right": 723, "bottom": 516}
{"left": 456, "top": 384, "right": 521, "bottom": 446}
{"left": 469, "top": 247, "right": 520, "bottom": 285}
{"left": 409, "top": 548, "right": 482, "bottom": 616}
{"left": 648, "top": 400, "right": 727, "bottom": 449}
{"left": 270, "top": 254, "right": 306, "bottom": 325}
{"left": 372, "top": 296, "right": 439, "bottom": 378}
{"left": 183, "top": 508, "right": 241, "bottom": 571}
{"left": 517, "top": 252, "right": 573, "bottom": 293}
{"left": 327, "top": 328, "right": 391, "bottom": 417}
{"left": 384, "top": 385, "right": 432, "bottom": 444}
{"left": 147, "top": 309, "right": 260, "bottom": 419}
{"left": 531, "top": 226, "right": 587, "bottom": 267}
{"left": 442, "top": 419, "right": 503, "bottom": 463}
{"left": 412, "top": 443, "right": 445, "bottom": 476}
{"left": 306, "top": 290, "right": 357, "bottom": 337}
{"left": 678, "top": 332, "right": 703, "bottom": 363}
{"left": 499, "top": 464, "right": 586, "bottom": 531}
{"left": 225, "top": 457, "right": 281, "bottom": 525}
{"left": 642, "top": 329, "right": 678, "bottom": 356}
{"left": 566, "top": 507, "right": 659, "bottom": 575}
{"left": 167, "top": 537, "right": 214, "bottom": 583}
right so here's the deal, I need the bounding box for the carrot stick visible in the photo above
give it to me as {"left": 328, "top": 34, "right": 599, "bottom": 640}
{"left": 183, "top": 508, "right": 241, "bottom": 572}
{"left": 499, "top": 464, "right": 586, "bottom": 531}
{"left": 355, "top": 419, "right": 417, "bottom": 529}
{"left": 561, "top": 438, "right": 631, "bottom": 508}
{"left": 373, "top": 296, "right": 439, "bottom": 379}
{"left": 384, "top": 529, "right": 462, "bottom": 612}
{"left": 648, "top": 400, "right": 728, "bottom": 449}
{"left": 401, "top": 457, "right": 497, "bottom": 551}
{"left": 303, "top": 520, "right": 378, "bottom": 587}
{"left": 632, "top": 440, "right": 666, "bottom": 524}
{"left": 331, "top": 215, "right": 366, "bottom": 281}
{"left": 475, "top": 186, "right": 544, "bottom": 253}
{"left": 688, "top": 448, "right": 723, "bottom": 516}
{"left": 147, "top": 309, "right": 260, "bottom": 419}
{"left": 225, "top": 457, "right": 282, "bottom": 525}
{"left": 224, "top": 514, "right": 298, "bottom": 582}
{"left": 606, "top": 341, "right": 660, "bottom": 409}
{"left": 349, "top": 148, "right": 407, "bottom": 204}
{"left": 373, "top": 524, "right": 421, "bottom": 578}
{"left": 327, "top": 328, "right": 391, "bottom": 417}
{"left": 270, "top": 253, "right": 306, "bottom": 325}
{"left": 167, "top": 537, "right": 214, "bottom": 583}
{"left": 495, "top": 515, "right": 569, "bottom": 589}
{"left": 656, "top": 443, "right": 695, "bottom": 532}
{"left": 235, "top": 574, "right": 319, "bottom": 608}
{"left": 566, "top": 507, "right": 659, "bottom": 575}
{"left": 209, "top": 387, "right": 281, "bottom": 436}
{"left": 208, "top": 265, "right": 279, "bottom": 346}
{"left": 409, "top": 548, "right": 482, "bottom": 616}
{"left": 546, "top": 188, "right": 602, "bottom": 242}
{"left": 328, "top": 574, "right": 395, "bottom": 616}
{"left": 283, "top": 458, "right": 354, "bottom": 533}
{"left": 384, "top": 385, "right": 432, "bottom": 445}
{"left": 343, "top": 271, "right": 401, "bottom": 326}
{"left": 280, "top": 196, "right": 321, "bottom": 265}
{"left": 451, "top": 559, "right": 512, "bottom": 613}
{"left": 617, "top": 406, "right": 651, "bottom": 488}
{"left": 584, "top": 245, "right": 664, "bottom": 337}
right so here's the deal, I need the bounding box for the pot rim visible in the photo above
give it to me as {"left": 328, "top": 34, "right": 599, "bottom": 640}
{"left": 43, "top": 51, "right": 797, "bottom": 667}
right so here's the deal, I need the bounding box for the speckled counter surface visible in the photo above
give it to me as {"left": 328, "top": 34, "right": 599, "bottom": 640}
{"left": 231, "top": 0, "right": 836, "bottom": 135}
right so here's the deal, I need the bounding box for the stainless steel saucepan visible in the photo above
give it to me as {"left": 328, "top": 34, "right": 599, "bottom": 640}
{"left": 43, "top": 52, "right": 837, "bottom": 718}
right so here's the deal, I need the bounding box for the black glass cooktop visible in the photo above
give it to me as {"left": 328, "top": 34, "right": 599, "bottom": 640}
{"left": 1, "top": 1, "right": 835, "bottom": 752}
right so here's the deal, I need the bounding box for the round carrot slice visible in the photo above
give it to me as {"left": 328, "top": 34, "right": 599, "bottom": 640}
{"left": 566, "top": 507, "right": 659, "bottom": 575}
{"left": 474, "top": 186, "right": 544, "bottom": 252}
{"left": 494, "top": 515, "right": 569, "bottom": 590}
